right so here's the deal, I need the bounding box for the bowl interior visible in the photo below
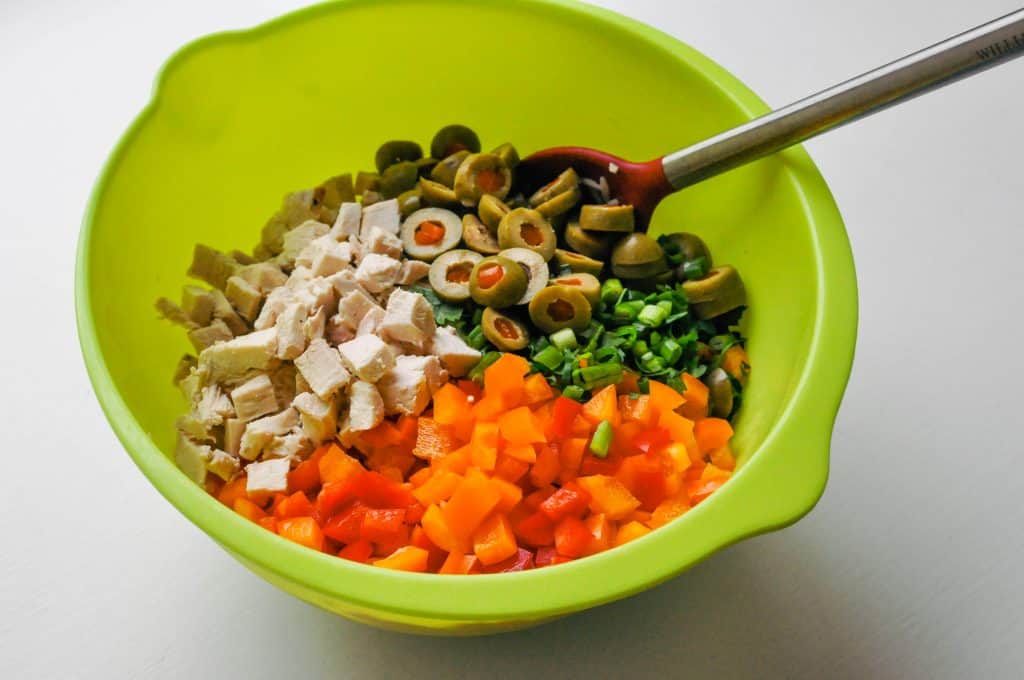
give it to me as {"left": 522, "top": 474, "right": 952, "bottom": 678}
{"left": 78, "top": 0, "right": 856, "bottom": 632}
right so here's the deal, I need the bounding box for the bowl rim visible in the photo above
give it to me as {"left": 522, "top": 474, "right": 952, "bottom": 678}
{"left": 75, "top": 0, "right": 858, "bottom": 623}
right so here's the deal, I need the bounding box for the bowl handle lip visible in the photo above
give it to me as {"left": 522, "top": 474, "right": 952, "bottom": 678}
{"left": 74, "top": 0, "right": 859, "bottom": 624}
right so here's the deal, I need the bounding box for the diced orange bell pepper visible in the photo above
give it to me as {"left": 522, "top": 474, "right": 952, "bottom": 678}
{"left": 360, "top": 508, "right": 407, "bottom": 543}
{"left": 529, "top": 442, "right": 562, "bottom": 488}
{"left": 338, "top": 539, "right": 374, "bottom": 563}
{"left": 472, "top": 513, "right": 519, "bottom": 566}
{"left": 576, "top": 475, "right": 641, "bottom": 520}
{"left": 498, "top": 406, "right": 547, "bottom": 445}
{"left": 617, "top": 369, "right": 641, "bottom": 395}
{"left": 257, "top": 516, "right": 278, "bottom": 533}
{"left": 582, "top": 385, "right": 620, "bottom": 426}
{"left": 557, "top": 438, "right": 588, "bottom": 484}
{"left": 613, "top": 520, "right": 651, "bottom": 547}
{"left": 677, "top": 373, "right": 710, "bottom": 421}
{"left": 358, "top": 420, "right": 402, "bottom": 450}
{"left": 318, "top": 444, "right": 364, "bottom": 484}
{"left": 617, "top": 453, "right": 673, "bottom": 512}
{"left": 288, "top": 445, "right": 328, "bottom": 494}
{"left": 709, "top": 444, "right": 737, "bottom": 471}
{"left": 721, "top": 345, "right": 750, "bottom": 386}
{"left": 232, "top": 497, "right": 267, "bottom": 523}
{"left": 494, "top": 455, "right": 530, "bottom": 483}
{"left": 373, "top": 545, "right": 429, "bottom": 572}
{"left": 440, "top": 552, "right": 479, "bottom": 575}
{"left": 278, "top": 517, "right": 325, "bottom": 552}
{"left": 433, "top": 444, "right": 473, "bottom": 475}
{"left": 490, "top": 477, "right": 524, "bottom": 513}
{"left": 619, "top": 394, "right": 656, "bottom": 426}
{"left": 569, "top": 414, "right": 595, "bottom": 437}
{"left": 412, "top": 418, "right": 458, "bottom": 461}
{"left": 647, "top": 379, "right": 686, "bottom": 415}
{"left": 421, "top": 504, "right": 462, "bottom": 553}
{"left": 442, "top": 474, "right": 502, "bottom": 541}
{"left": 583, "top": 513, "right": 613, "bottom": 555}
{"left": 658, "top": 409, "right": 700, "bottom": 463}
{"left": 503, "top": 442, "right": 537, "bottom": 463}
{"left": 217, "top": 476, "right": 249, "bottom": 508}
{"left": 321, "top": 501, "right": 368, "bottom": 543}
{"left": 484, "top": 353, "right": 530, "bottom": 407}
{"left": 432, "top": 383, "right": 470, "bottom": 426}
{"left": 274, "top": 491, "right": 316, "bottom": 519}
{"left": 649, "top": 493, "right": 691, "bottom": 528}
{"left": 412, "top": 470, "right": 462, "bottom": 506}
{"left": 554, "top": 516, "right": 592, "bottom": 558}
{"left": 408, "top": 467, "right": 433, "bottom": 488}
{"left": 471, "top": 394, "right": 506, "bottom": 422}
{"left": 470, "top": 421, "right": 500, "bottom": 471}
{"left": 694, "top": 418, "right": 734, "bottom": 455}
{"left": 523, "top": 372, "right": 555, "bottom": 405}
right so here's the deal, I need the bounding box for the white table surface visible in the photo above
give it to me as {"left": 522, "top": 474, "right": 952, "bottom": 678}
{"left": 2, "top": 0, "right": 1022, "bottom": 677}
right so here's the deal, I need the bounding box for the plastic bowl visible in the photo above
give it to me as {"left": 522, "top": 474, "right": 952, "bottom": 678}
{"left": 75, "top": 0, "right": 857, "bottom": 634}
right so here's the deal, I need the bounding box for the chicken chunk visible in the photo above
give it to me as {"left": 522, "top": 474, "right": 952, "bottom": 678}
{"left": 326, "top": 314, "right": 356, "bottom": 346}
{"left": 337, "top": 289, "right": 383, "bottom": 331}
{"left": 377, "top": 355, "right": 446, "bottom": 416}
{"left": 292, "top": 276, "right": 337, "bottom": 313}
{"left": 175, "top": 432, "right": 213, "bottom": 484}
{"left": 380, "top": 288, "right": 436, "bottom": 350}
{"left": 237, "top": 262, "right": 288, "bottom": 293}
{"left": 275, "top": 301, "right": 310, "bottom": 360}
{"left": 276, "top": 220, "right": 330, "bottom": 271}
{"left": 245, "top": 458, "right": 291, "bottom": 497}
{"left": 225, "top": 275, "right": 263, "bottom": 321}
{"left": 187, "top": 318, "right": 233, "bottom": 352}
{"left": 265, "top": 429, "right": 312, "bottom": 461}
{"left": 325, "top": 269, "right": 366, "bottom": 298}
{"left": 196, "top": 384, "right": 235, "bottom": 428}
{"left": 230, "top": 374, "right": 278, "bottom": 422}
{"left": 357, "top": 307, "right": 385, "bottom": 337}
{"left": 254, "top": 286, "right": 293, "bottom": 330}
{"left": 429, "top": 326, "right": 482, "bottom": 377}
{"left": 359, "top": 199, "right": 401, "bottom": 239}
{"left": 297, "top": 235, "right": 352, "bottom": 277}
{"left": 199, "top": 327, "right": 279, "bottom": 385}
{"left": 294, "top": 338, "right": 351, "bottom": 399}
{"left": 239, "top": 407, "right": 299, "bottom": 461}
{"left": 188, "top": 244, "right": 240, "bottom": 290}
{"left": 348, "top": 380, "right": 385, "bottom": 431}
{"left": 354, "top": 253, "right": 402, "bottom": 294}
{"left": 208, "top": 288, "right": 249, "bottom": 335}
{"left": 181, "top": 285, "right": 215, "bottom": 325}
{"left": 156, "top": 298, "right": 198, "bottom": 330}
{"left": 224, "top": 418, "right": 246, "bottom": 456}
{"left": 206, "top": 449, "right": 241, "bottom": 482}
{"left": 329, "top": 202, "right": 362, "bottom": 241}
{"left": 338, "top": 335, "right": 395, "bottom": 383}
{"left": 395, "top": 260, "right": 430, "bottom": 285}
{"left": 364, "top": 226, "right": 403, "bottom": 258}
{"left": 304, "top": 305, "right": 327, "bottom": 341}
{"left": 292, "top": 392, "right": 338, "bottom": 445}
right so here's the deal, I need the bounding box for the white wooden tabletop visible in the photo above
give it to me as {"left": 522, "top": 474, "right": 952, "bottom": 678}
{"left": 2, "top": 1, "right": 1022, "bottom": 677}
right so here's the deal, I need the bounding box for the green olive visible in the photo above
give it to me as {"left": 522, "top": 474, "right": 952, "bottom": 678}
{"left": 490, "top": 143, "right": 520, "bottom": 169}
{"left": 431, "top": 124, "right": 481, "bottom": 160}
{"left": 536, "top": 186, "right": 581, "bottom": 218}
{"left": 374, "top": 140, "right": 423, "bottom": 173}
{"left": 462, "top": 214, "right": 501, "bottom": 255}
{"left": 579, "top": 204, "right": 635, "bottom": 233}
{"left": 623, "top": 270, "right": 674, "bottom": 292}
{"left": 705, "top": 368, "right": 734, "bottom": 419}
{"left": 611, "top": 233, "right": 667, "bottom": 278}
{"left": 429, "top": 150, "right": 471, "bottom": 188}
{"left": 397, "top": 188, "right": 423, "bottom": 217}
{"left": 470, "top": 256, "right": 528, "bottom": 309}
{"left": 499, "top": 247, "right": 549, "bottom": 304}
{"left": 361, "top": 190, "right": 383, "bottom": 207}
{"left": 549, "top": 272, "right": 601, "bottom": 306}
{"left": 415, "top": 157, "right": 439, "bottom": 176}
{"left": 454, "top": 153, "right": 512, "bottom": 207}
{"left": 682, "top": 265, "right": 747, "bottom": 319}
{"left": 315, "top": 173, "right": 355, "bottom": 209}
{"left": 497, "top": 208, "right": 557, "bottom": 261}
{"left": 564, "top": 220, "right": 615, "bottom": 259}
{"left": 378, "top": 161, "right": 419, "bottom": 199}
{"left": 400, "top": 208, "right": 463, "bottom": 261}
{"left": 528, "top": 285, "right": 592, "bottom": 333}
{"left": 481, "top": 307, "right": 530, "bottom": 351}
{"left": 355, "top": 171, "right": 380, "bottom": 195}
{"left": 553, "top": 249, "right": 604, "bottom": 276}
{"left": 662, "top": 232, "right": 711, "bottom": 266}
{"left": 478, "top": 194, "right": 511, "bottom": 233}
{"left": 428, "top": 249, "right": 483, "bottom": 303}
{"left": 418, "top": 177, "right": 459, "bottom": 207}
{"left": 529, "top": 168, "right": 579, "bottom": 207}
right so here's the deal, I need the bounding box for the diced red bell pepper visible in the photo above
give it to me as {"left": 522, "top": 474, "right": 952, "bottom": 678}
{"left": 579, "top": 451, "right": 623, "bottom": 476}
{"left": 514, "top": 510, "right": 556, "bottom": 547}
{"left": 360, "top": 508, "right": 407, "bottom": 543}
{"left": 404, "top": 502, "right": 426, "bottom": 525}
{"left": 481, "top": 548, "right": 536, "bottom": 573}
{"left": 321, "top": 501, "right": 368, "bottom": 544}
{"left": 631, "top": 427, "right": 671, "bottom": 455}
{"left": 538, "top": 482, "right": 592, "bottom": 521}
{"left": 353, "top": 471, "right": 415, "bottom": 509}
{"left": 315, "top": 479, "right": 359, "bottom": 519}
{"left": 535, "top": 545, "right": 559, "bottom": 567}
{"left": 338, "top": 539, "right": 374, "bottom": 563}
{"left": 554, "top": 516, "right": 592, "bottom": 558}
{"left": 548, "top": 396, "right": 583, "bottom": 439}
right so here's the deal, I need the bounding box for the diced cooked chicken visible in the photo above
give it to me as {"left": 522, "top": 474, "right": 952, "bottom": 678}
{"left": 156, "top": 298, "right": 198, "bottom": 329}
{"left": 429, "top": 326, "right": 482, "bottom": 377}
{"left": 239, "top": 407, "right": 299, "bottom": 461}
{"left": 336, "top": 413, "right": 358, "bottom": 448}
{"left": 364, "top": 226, "right": 403, "bottom": 259}
{"left": 304, "top": 306, "right": 327, "bottom": 341}
{"left": 337, "top": 289, "right": 382, "bottom": 330}
{"left": 377, "top": 355, "right": 446, "bottom": 416}
{"left": 199, "top": 327, "right": 279, "bottom": 384}
{"left": 206, "top": 449, "right": 241, "bottom": 481}
{"left": 270, "top": 363, "right": 299, "bottom": 406}
{"left": 229, "top": 374, "right": 278, "bottom": 422}
{"left": 261, "top": 189, "right": 319, "bottom": 255}
{"left": 176, "top": 413, "right": 214, "bottom": 443}
{"left": 357, "top": 307, "right": 385, "bottom": 337}
{"left": 355, "top": 253, "right": 402, "bottom": 294}
{"left": 330, "top": 202, "right": 362, "bottom": 241}
{"left": 188, "top": 244, "right": 240, "bottom": 290}
{"left": 179, "top": 369, "right": 204, "bottom": 403}
{"left": 175, "top": 432, "right": 213, "bottom": 484}
{"left": 225, "top": 276, "right": 263, "bottom": 321}
{"left": 275, "top": 301, "right": 310, "bottom": 360}
{"left": 231, "top": 249, "right": 259, "bottom": 266}
{"left": 326, "top": 314, "right": 356, "bottom": 346}
{"left": 253, "top": 286, "right": 292, "bottom": 330}
{"left": 292, "top": 276, "right": 337, "bottom": 313}
{"left": 359, "top": 199, "right": 401, "bottom": 239}
{"left": 187, "top": 318, "right": 234, "bottom": 352}
{"left": 181, "top": 285, "right": 215, "bottom": 325}
{"left": 265, "top": 429, "right": 312, "bottom": 461}
{"left": 245, "top": 457, "right": 290, "bottom": 496}
{"left": 348, "top": 380, "right": 385, "bottom": 431}
{"left": 338, "top": 335, "right": 395, "bottom": 383}
{"left": 237, "top": 262, "right": 288, "bottom": 293}
{"left": 295, "top": 369, "right": 311, "bottom": 396}
{"left": 276, "top": 220, "right": 329, "bottom": 271}
{"left": 172, "top": 355, "right": 197, "bottom": 386}
{"left": 297, "top": 235, "right": 352, "bottom": 277}
{"left": 208, "top": 288, "right": 249, "bottom": 335}
{"left": 196, "top": 384, "right": 235, "bottom": 427}
{"left": 294, "top": 338, "right": 351, "bottom": 399}
{"left": 224, "top": 418, "right": 246, "bottom": 456}
{"left": 286, "top": 266, "right": 314, "bottom": 291}
{"left": 380, "top": 288, "right": 436, "bottom": 350}
{"left": 395, "top": 260, "right": 430, "bottom": 285}
{"left": 325, "top": 268, "right": 366, "bottom": 298}
{"left": 292, "top": 392, "right": 338, "bottom": 445}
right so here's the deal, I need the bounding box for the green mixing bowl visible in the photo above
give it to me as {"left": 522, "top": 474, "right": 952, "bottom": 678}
{"left": 75, "top": 0, "right": 857, "bottom": 634}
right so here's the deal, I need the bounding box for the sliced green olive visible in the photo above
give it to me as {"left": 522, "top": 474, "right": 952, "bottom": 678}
{"left": 490, "top": 143, "right": 520, "bottom": 169}
{"left": 549, "top": 273, "right": 601, "bottom": 306}
{"left": 430, "top": 150, "right": 471, "bottom": 188}
{"left": 454, "top": 153, "right": 512, "bottom": 207}
{"left": 462, "top": 214, "right": 501, "bottom": 255}
{"left": 682, "top": 265, "right": 747, "bottom": 319}
{"left": 564, "top": 219, "right": 615, "bottom": 259}
{"left": 580, "top": 204, "right": 635, "bottom": 233}
{"left": 553, "top": 249, "right": 604, "bottom": 277}
{"left": 374, "top": 140, "right": 423, "bottom": 173}
{"left": 497, "top": 208, "right": 557, "bottom": 261}
{"left": 661, "top": 232, "right": 711, "bottom": 266}
{"left": 355, "top": 171, "right": 380, "bottom": 195}
{"left": 478, "top": 194, "right": 511, "bottom": 233}
{"left": 529, "top": 168, "right": 579, "bottom": 207}
{"left": 400, "top": 208, "right": 463, "bottom": 261}
{"left": 499, "top": 247, "right": 549, "bottom": 304}
{"left": 428, "top": 249, "right": 483, "bottom": 303}
{"left": 415, "top": 157, "right": 439, "bottom": 176}
{"left": 431, "top": 124, "right": 482, "bottom": 160}
{"left": 397, "top": 188, "right": 423, "bottom": 218}
{"left": 361, "top": 190, "right": 383, "bottom": 207}
{"left": 418, "top": 177, "right": 459, "bottom": 207}
{"left": 536, "top": 186, "right": 581, "bottom": 219}
{"left": 481, "top": 307, "right": 530, "bottom": 351}
{"left": 470, "top": 256, "right": 528, "bottom": 309}
{"left": 528, "top": 285, "right": 592, "bottom": 333}
{"left": 611, "top": 233, "right": 667, "bottom": 278}
{"left": 378, "top": 161, "right": 419, "bottom": 199}
{"left": 705, "top": 367, "right": 734, "bottom": 418}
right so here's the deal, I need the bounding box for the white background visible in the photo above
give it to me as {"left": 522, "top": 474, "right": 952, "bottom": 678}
{"left": 2, "top": 0, "right": 1022, "bottom": 677}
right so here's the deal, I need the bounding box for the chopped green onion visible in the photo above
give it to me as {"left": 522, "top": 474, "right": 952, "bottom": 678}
{"left": 466, "top": 325, "right": 488, "bottom": 350}
{"left": 468, "top": 351, "right": 502, "bottom": 383}
{"left": 562, "top": 385, "right": 586, "bottom": 401}
{"left": 613, "top": 300, "right": 645, "bottom": 322}
{"left": 656, "top": 300, "right": 674, "bottom": 315}
{"left": 600, "top": 278, "right": 625, "bottom": 306}
{"left": 637, "top": 304, "right": 669, "bottom": 327}
{"left": 632, "top": 340, "right": 649, "bottom": 360}
{"left": 590, "top": 420, "right": 613, "bottom": 458}
{"left": 549, "top": 328, "right": 577, "bottom": 350}
{"left": 682, "top": 257, "right": 709, "bottom": 280}
{"left": 639, "top": 352, "right": 666, "bottom": 373}
{"left": 576, "top": 363, "right": 624, "bottom": 390}
{"left": 659, "top": 338, "right": 683, "bottom": 364}
{"left": 533, "top": 345, "right": 564, "bottom": 371}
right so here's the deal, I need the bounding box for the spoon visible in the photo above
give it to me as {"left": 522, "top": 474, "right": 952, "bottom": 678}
{"left": 518, "top": 9, "right": 1024, "bottom": 229}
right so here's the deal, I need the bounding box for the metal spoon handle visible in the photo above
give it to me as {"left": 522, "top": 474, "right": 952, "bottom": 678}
{"left": 661, "top": 9, "right": 1024, "bottom": 190}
